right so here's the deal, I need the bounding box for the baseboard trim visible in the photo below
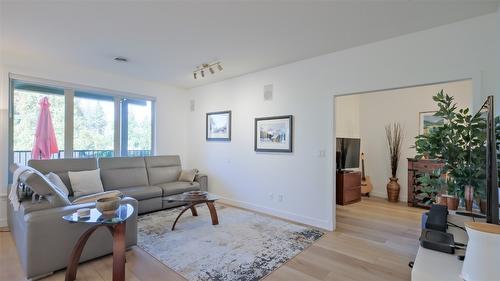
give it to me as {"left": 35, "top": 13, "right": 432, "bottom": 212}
{"left": 0, "top": 219, "right": 7, "bottom": 228}
{"left": 0, "top": 193, "right": 7, "bottom": 228}
{"left": 217, "top": 196, "right": 333, "bottom": 231}
{"left": 368, "top": 191, "right": 408, "bottom": 203}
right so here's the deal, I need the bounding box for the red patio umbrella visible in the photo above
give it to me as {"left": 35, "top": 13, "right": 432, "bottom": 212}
{"left": 32, "top": 97, "right": 59, "bottom": 160}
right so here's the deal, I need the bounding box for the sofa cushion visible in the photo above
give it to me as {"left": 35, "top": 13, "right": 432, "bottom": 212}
{"left": 68, "top": 169, "right": 104, "bottom": 197}
{"left": 158, "top": 181, "right": 200, "bottom": 196}
{"left": 20, "top": 170, "right": 72, "bottom": 208}
{"left": 98, "top": 157, "right": 149, "bottom": 190}
{"left": 28, "top": 158, "right": 98, "bottom": 196}
{"left": 72, "top": 190, "right": 123, "bottom": 204}
{"left": 145, "top": 155, "right": 182, "bottom": 185}
{"left": 19, "top": 199, "right": 53, "bottom": 214}
{"left": 119, "top": 185, "right": 163, "bottom": 201}
{"left": 45, "top": 172, "right": 70, "bottom": 197}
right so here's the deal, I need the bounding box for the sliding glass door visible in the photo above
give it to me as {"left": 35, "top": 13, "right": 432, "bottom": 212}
{"left": 9, "top": 77, "right": 155, "bottom": 166}
{"left": 121, "top": 99, "right": 153, "bottom": 157}
{"left": 12, "top": 81, "right": 65, "bottom": 164}
{"left": 73, "top": 91, "right": 115, "bottom": 158}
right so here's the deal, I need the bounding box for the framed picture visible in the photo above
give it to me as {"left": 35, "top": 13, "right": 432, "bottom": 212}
{"left": 419, "top": 111, "right": 444, "bottom": 135}
{"left": 206, "top": 111, "right": 231, "bottom": 141}
{"left": 255, "top": 115, "right": 293, "bottom": 152}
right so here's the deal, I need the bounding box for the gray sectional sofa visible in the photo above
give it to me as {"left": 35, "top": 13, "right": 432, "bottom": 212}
{"left": 8, "top": 155, "right": 207, "bottom": 280}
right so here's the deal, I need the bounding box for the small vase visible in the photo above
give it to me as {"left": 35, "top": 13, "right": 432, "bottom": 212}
{"left": 479, "top": 199, "right": 487, "bottom": 214}
{"left": 446, "top": 195, "right": 459, "bottom": 210}
{"left": 387, "top": 177, "right": 400, "bottom": 202}
{"left": 464, "top": 185, "right": 474, "bottom": 212}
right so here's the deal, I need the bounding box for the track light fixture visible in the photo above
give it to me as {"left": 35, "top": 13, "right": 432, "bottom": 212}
{"left": 193, "top": 61, "right": 223, "bottom": 79}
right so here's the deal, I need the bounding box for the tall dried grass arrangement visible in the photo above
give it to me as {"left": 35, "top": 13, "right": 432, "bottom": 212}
{"left": 385, "top": 122, "right": 404, "bottom": 178}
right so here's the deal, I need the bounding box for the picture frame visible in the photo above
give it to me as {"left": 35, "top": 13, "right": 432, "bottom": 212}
{"left": 206, "top": 111, "right": 231, "bottom": 141}
{"left": 419, "top": 111, "right": 444, "bottom": 136}
{"left": 255, "top": 115, "right": 293, "bottom": 152}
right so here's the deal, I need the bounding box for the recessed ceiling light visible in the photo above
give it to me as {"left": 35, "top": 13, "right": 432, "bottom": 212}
{"left": 114, "top": 57, "right": 128, "bottom": 62}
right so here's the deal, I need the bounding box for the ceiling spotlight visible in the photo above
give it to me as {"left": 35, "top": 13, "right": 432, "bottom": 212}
{"left": 192, "top": 61, "right": 223, "bottom": 79}
{"left": 114, "top": 57, "right": 128, "bottom": 62}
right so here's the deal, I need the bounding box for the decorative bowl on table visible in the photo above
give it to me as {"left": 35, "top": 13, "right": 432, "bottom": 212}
{"left": 96, "top": 197, "right": 121, "bottom": 215}
{"left": 182, "top": 191, "right": 208, "bottom": 199}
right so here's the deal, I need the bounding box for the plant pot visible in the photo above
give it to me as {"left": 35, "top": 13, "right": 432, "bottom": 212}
{"left": 479, "top": 199, "right": 487, "bottom": 214}
{"left": 436, "top": 194, "right": 447, "bottom": 206}
{"left": 387, "top": 177, "right": 400, "bottom": 202}
{"left": 464, "top": 185, "right": 474, "bottom": 212}
{"left": 446, "top": 195, "right": 459, "bottom": 210}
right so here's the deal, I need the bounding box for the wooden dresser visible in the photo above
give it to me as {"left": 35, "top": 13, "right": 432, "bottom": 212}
{"left": 336, "top": 171, "right": 361, "bottom": 205}
{"left": 407, "top": 158, "right": 445, "bottom": 208}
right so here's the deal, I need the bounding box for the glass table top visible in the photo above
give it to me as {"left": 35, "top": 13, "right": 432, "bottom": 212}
{"left": 63, "top": 204, "right": 134, "bottom": 225}
{"left": 163, "top": 193, "right": 219, "bottom": 202}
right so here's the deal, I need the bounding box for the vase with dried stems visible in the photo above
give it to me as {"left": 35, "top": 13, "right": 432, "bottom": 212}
{"left": 386, "top": 122, "right": 404, "bottom": 202}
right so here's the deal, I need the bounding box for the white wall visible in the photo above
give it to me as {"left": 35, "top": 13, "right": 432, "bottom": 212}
{"left": 0, "top": 51, "right": 190, "bottom": 227}
{"left": 335, "top": 95, "right": 360, "bottom": 138}
{"left": 188, "top": 14, "right": 499, "bottom": 230}
{"left": 336, "top": 80, "right": 472, "bottom": 201}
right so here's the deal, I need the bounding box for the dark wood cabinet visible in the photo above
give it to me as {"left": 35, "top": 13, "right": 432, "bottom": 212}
{"left": 336, "top": 171, "right": 361, "bottom": 205}
{"left": 407, "top": 158, "right": 445, "bottom": 208}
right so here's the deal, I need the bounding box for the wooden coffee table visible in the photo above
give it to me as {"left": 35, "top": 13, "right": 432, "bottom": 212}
{"left": 163, "top": 193, "right": 219, "bottom": 230}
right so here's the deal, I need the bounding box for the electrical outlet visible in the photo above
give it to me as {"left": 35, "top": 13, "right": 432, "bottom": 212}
{"left": 269, "top": 193, "right": 274, "bottom": 200}
{"left": 278, "top": 194, "right": 284, "bottom": 202}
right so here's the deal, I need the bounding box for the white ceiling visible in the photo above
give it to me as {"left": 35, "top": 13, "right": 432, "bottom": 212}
{"left": 1, "top": 1, "right": 499, "bottom": 89}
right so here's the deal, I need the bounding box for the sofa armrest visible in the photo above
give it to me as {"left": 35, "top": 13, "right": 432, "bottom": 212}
{"left": 24, "top": 197, "right": 138, "bottom": 223}
{"left": 194, "top": 174, "right": 208, "bottom": 192}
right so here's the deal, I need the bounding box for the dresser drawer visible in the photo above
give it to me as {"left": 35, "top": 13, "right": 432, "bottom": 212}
{"left": 343, "top": 186, "right": 361, "bottom": 204}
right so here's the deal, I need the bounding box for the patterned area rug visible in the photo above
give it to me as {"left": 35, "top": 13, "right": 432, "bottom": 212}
{"left": 137, "top": 204, "right": 323, "bottom": 281}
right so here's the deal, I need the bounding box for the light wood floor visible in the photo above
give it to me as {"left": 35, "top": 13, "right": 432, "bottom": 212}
{"left": 0, "top": 197, "right": 424, "bottom": 281}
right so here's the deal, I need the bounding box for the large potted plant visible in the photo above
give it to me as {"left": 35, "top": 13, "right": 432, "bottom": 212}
{"left": 386, "top": 122, "right": 404, "bottom": 202}
{"left": 414, "top": 90, "right": 487, "bottom": 209}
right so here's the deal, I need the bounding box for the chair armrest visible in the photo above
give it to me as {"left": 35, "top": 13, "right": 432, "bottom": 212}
{"left": 194, "top": 174, "right": 208, "bottom": 192}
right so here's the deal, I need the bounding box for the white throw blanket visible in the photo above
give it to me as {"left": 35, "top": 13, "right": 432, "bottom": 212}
{"left": 8, "top": 166, "right": 32, "bottom": 211}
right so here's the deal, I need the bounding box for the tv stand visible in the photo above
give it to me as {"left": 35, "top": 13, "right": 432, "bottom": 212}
{"left": 336, "top": 171, "right": 361, "bottom": 205}
{"left": 337, "top": 169, "right": 355, "bottom": 174}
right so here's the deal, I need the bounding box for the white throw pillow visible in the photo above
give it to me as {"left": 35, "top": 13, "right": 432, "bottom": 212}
{"left": 178, "top": 169, "right": 199, "bottom": 182}
{"left": 45, "top": 172, "right": 70, "bottom": 197}
{"left": 68, "top": 169, "right": 104, "bottom": 198}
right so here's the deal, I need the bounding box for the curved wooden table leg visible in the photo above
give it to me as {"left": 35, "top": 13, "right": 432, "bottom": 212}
{"left": 190, "top": 205, "right": 198, "bottom": 216}
{"left": 171, "top": 203, "right": 196, "bottom": 230}
{"left": 206, "top": 201, "right": 219, "bottom": 225}
{"left": 112, "top": 222, "right": 126, "bottom": 281}
{"left": 65, "top": 225, "right": 100, "bottom": 281}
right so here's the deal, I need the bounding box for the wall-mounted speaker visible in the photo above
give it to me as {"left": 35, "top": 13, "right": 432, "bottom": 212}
{"left": 190, "top": 99, "right": 195, "bottom": 112}
{"left": 264, "top": 84, "right": 273, "bottom": 101}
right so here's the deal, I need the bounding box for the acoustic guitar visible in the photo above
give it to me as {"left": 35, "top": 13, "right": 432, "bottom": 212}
{"left": 361, "top": 153, "right": 373, "bottom": 196}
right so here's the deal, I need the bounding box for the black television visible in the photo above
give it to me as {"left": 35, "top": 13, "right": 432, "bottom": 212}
{"left": 336, "top": 138, "right": 360, "bottom": 172}
{"left": 471, "top": 96, "right": 499, "bottom": 224}
{"left": 482, "top": 96, "right": 499, "bottom": 224}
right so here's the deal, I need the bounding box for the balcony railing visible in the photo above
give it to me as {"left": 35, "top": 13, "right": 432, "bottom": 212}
{"left": 13, "top": 150, "right": 152, "bottom": 166}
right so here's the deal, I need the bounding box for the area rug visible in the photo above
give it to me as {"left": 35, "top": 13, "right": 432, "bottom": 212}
{"left": 137, "top": 204, "right": 323, "bottom": 281}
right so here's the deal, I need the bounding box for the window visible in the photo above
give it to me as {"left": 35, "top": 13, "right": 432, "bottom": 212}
{"left": 73, "top": 92, "right": 115, "bottom": 158}
{"left": 9, "top": 77, "right": 155, "bottom": 166}
{"left": 122, "top": 99, "right": 152, "bottom": 157}
{"left": 12, "top": 82, "right": 65, "bottom": 164}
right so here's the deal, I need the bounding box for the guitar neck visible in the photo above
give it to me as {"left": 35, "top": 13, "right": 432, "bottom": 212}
{"left": 361, "top": 158, "right": 366, "bottom": 180}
